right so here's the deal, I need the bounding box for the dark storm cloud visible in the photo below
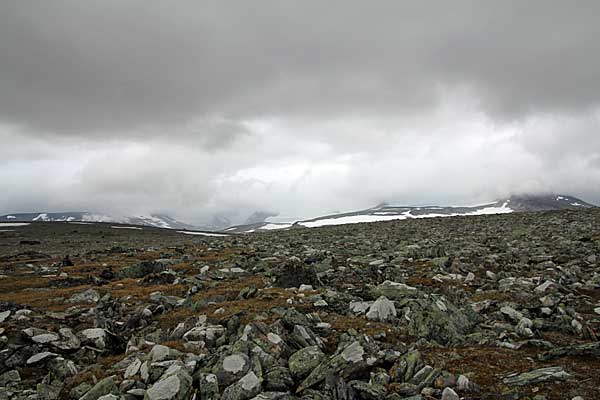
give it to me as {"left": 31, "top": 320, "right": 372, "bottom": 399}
{"left": 1, "top": 1, "right": 599, "bottom": 137}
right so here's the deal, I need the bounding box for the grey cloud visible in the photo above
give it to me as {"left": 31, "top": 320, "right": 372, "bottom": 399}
{"left": 1, "top": 2, "right": 599, "bottom": 222}
{"left": 1, "top": 1, "right": 600, "bottom": 139}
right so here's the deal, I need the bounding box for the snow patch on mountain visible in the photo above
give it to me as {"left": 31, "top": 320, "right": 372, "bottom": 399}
{"left": 177, "top": 231, "right": 228, "bottom": 237}
{"left": 111, "top": 226, "right": 143, "bottom": 230}
{"left": 33, "top": 213, "right": 48, "bottom": 221}
{"left": 299, "top": 201, "right": 513, "bottom": 228}
{"left": 465, "top": 201, "right": 513, "bottom": 215}
{"left": 299, "top": 213, "right": 410, "bottom": 227}
{"left": 261, "top": 223, "right": 294, "bottom": 230}
{"left": 228, "top": 194, "right": 594, "bottom": 233}
{"left": 0, "top": 212, "right": 202, "bottom": 230}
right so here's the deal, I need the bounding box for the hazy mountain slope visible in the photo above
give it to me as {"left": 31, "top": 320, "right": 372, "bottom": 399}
{"left": 1, "top": 194, "right": 594, "bottom": 233}
{"left": 0, "top": 212, "right": 202, "bottom": 230}
{"left": 225, "top": 194, "right": 595, "bottom": 233}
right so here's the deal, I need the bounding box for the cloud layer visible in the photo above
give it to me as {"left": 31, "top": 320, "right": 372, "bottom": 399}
{"left": 1, "top": 1, "right": 599, "bottom": 224}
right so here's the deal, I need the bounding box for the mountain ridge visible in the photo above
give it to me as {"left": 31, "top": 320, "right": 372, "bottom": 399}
{"left": 224, "top": 193, "right": 596, "bottom": 233}
{"left": 0, "top": 211, "right": 204, "bottom": 231}
{"left": 1, "top": 193, "right": 595, "bottom": 233}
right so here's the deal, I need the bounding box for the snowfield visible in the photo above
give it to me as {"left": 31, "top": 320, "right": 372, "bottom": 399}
{"left": 0, "top": 223, "right": 31, "bottom": 227}
{"left": 177, "top": 231, "right": 228, "bottom": 237}
{"left": 464, "top": 201, "right": 513, "bottom": 215}
{"left": 299, "top": 213, "right": 412, "bottom": 227}
{"left": 299, "top": 202, "right": 514, "bottom": 228}
{"left": 260, "top": 223, "right": 293, "bottom": 230}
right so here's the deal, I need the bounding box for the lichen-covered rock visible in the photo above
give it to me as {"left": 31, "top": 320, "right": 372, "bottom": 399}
{"left": 391, "top": 350, "right": 424, "bottom": 383}
{"left": 349, "top": 301, "right": 372, "bottom": 315}
{"left": 221, "top": 371, "right": 262, "bottom": 400}
{"left": 145, "top": 369, "right": 193, "bottom": 400}
{"left": 125, "top": 357, "right": 142, "bottom": 378}
{"left": 272, "top": 257, "right": 318, "bottom": 288}
{"left": 441, "top": 387, "right": 459, "bottom": 400}
{"left": 263, "top": 367, "right": 294, "bottom": 391}
{"left": 349, "top": 380, "right": 386, "bottom": 400}
{"left": 183, "top": 325, "right": 227, "bottom": 347}
{"left": 503, "top": 367, "right": 571, "bottom": 386}
{"left": 288, "top": 346, "right": 325, "bottom": 379}
{"left": 26, "top": 351, "right": 57, "bottom": 365}
{"left": 193, "top": 372, "right": 219, "bottom": 400}
{"left": 79, "top": 328, "right": 124, "bottom": 352}
{"left": 297, "top": 340, "right": 378, "bottom": 393}
{"left": 80, "top": 376, "right": 119, "bottom": 400}
{"left": 118, "top": 260, "right": 166, "bottom": 279}
{"left": 0, "top": 370, "right": 20, "bottom": 386}
{"left": 48, "top": 356, "right": 78, "bottom": 380}
{"left": 288, "top": 325, "right": 323, "bottom": 349}
{"left": 70, "top": 382, "right": 93, "bottom": 399}
{"left": 371, "top": 281, "right": 418, "bottom": 300}
{"left": 52, "top": 328, "right": 81, "bottom": 351}
{"left": 0, "top": 311, "right": 10, "bottom": 323}
{"left": 365, "top": 296, "right": 396, "bottom": 322}
{"left": 538, "top": 342, "right": 600, "bottom": 361}
{"left": 216, "top": 353, "right": 251, "bottom": 387}
{"left": 149, "top": 344, "right": 182, "bottom": 362}
{"left": 68, "top": 288, "right": 101, "bottom": 303}
{"left": 404, "top": 297, "right": 477, "bottom": 345}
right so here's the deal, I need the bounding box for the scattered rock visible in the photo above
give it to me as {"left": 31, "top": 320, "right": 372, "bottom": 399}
{"left": 366, "top": 296, "right": 396, "bottom": 322}
{"left": 145, "top": 369, "right": 192, "bottom": 400}
{"left": 372, "top": 281, "right": 417, "bottom": 300}
{"left": 288, "top": 346, "right": 326, "bottom": 379}
{"left": 68, "top": 288, "right": 101, "bottom": 303}
{"left": 503, "top": 367, "right": 571, "bottom": 386}
{"left": 80, "top": 376, "right": 119, "bottom": 400}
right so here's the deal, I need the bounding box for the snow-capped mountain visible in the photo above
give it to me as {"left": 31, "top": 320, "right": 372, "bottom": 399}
{"left": 0, "top": 212, "right": 202, "bottom": 230}
{"left": 225, "top": 194, "right": 595, "bottom": 233}
{"left": 1, "top": 194, "right": 594, "bottom": 233}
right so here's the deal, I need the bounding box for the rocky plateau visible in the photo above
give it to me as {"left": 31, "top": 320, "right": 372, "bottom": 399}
{"left": 1, "top": 208, "right": 599, "bottom": 400}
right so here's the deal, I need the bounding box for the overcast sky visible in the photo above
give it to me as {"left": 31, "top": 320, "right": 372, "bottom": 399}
{"left": 1, "top": 1, "right": 599, "bottom": 224}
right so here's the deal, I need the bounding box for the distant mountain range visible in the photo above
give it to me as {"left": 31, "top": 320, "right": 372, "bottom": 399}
{"left": 1, "top": 194, "right": 595, "bottom": 233}
{"left": 0, "top": 212, "right": 201, "bottom": 230}
{"left": 223, "top": 194, "right": 596, "bottom": 233}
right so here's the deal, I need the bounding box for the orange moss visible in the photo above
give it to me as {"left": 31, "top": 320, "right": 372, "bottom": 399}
{"left": 423, "top": 346, "right": 600, "bottom": 400}
{"left": 109, "top": 279, "right": 187, "bottom": 300}
{"left": 157, "top": 308, "right": 199, "bottom": 329}
{"left": 0, "top": 277, "right": 96, "bottom": 311}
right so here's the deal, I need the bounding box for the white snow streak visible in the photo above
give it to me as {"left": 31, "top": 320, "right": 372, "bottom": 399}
{"left": 33, "top": 213, "right": 48, "bottom": 221}
{"left": 464, "top": 201, "right": 513, "bottom": 215}
{"left": 177, "top": 231, "right": 228, "bottom": 237}
{"left": 260, "top": 223, "right": 293, "bottom": 230}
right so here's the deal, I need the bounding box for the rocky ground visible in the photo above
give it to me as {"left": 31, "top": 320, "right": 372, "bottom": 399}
{"left": 1, "top": 209, "right": 600, "bottom": 400}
